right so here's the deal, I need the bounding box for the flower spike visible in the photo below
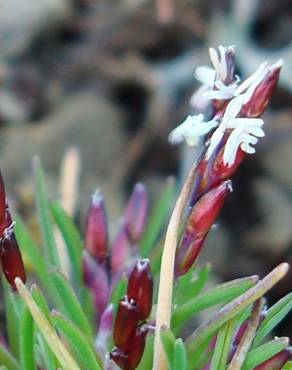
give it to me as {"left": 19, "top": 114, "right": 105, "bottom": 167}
{"left": 175, "top": 181, "right": 232, "bottom": 276}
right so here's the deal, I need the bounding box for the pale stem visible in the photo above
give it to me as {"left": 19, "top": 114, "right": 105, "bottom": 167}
{"left": 152, "top": 161, "right": 198, "bottom": 370}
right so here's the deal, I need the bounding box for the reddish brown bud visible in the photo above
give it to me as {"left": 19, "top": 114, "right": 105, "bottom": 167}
{"left": 85, "top": 191, "right": 108, "bottom": 264}
{"left": 126, "top": 325, "right": 148, "bottom": 369}
{"left": 127, "top": 259, "right": 153, "bottom": 320}
{"left": 175, "top": 181, "right": 231, "bottom": 276}
{"left": 113, "top": 296, "right": 140, "bottom": 349}
{"left": 110, "top": 347, "right": 129, "bottom": 370}
{"left": 242, "top": 61, "right": 282, "bottom": 118}
{"left": 0, "top": 225, "right": 26, "bottom": 290}
{"left": 124, "top": 183, "right": 148, "bottom": 243}
{"left": 254, "top": 348, "right": 292, "bottom": 370}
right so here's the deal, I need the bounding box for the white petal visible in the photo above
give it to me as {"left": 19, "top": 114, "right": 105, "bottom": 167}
{"left": 241, "top": 142, "right": 256, "bottom": 154}
{"left": 206, "top": 127, "right": 224, "bottom": 159}
{"left": 247, "top": 126, "right": 265, "bottom": 137}
{"left": 269, "top": 59, "right": 283, "bottom": 71}
{"left": 209, "top": 47, "right": 220, "bottom": 72}
{"left": 236, "top": 62, "right": 268, "bottom": 95}
{"left": 223, "top": 126, "right": 244, "bottom": 166}
{"left": 241, "top": 133, "right": 258, "bottom": 145}
{"left": 218, "top": 45, "right": 227, "bottom": 80}
{"left": 195, "top": 66, "right": 216, "bottom": 86}
{"left": 228, "top": 118, "right": 264, "bottom": 128}
{"left": 203, "top": 89, "right": 234, "bottom": 100}
{"left": 222, "top": 95, "right": 244, "bottom": 125}
{"left": 189, "top": 85, "right": 210, "bottom": 110}
{"left": 168, "top": 126, "right": 184, "bottom": 144}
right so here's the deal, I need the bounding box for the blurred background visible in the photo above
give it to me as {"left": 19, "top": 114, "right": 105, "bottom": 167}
{"left": 0, "top": 0, "right": 291, "bottom": 335}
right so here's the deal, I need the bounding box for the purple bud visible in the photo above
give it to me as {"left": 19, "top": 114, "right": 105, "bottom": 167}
{"left": 95, "top": 304, "right": 113, "bottom": 356}
{"left": 85, "top": 190, "right": 108, "bottom": 265}
{"left": 123, "top": 183, "right": 148, "bottom": 244}
{"left": 111, "top": 228, "right": 131, "bottom": 273}
{"left": 110, "top": 347, "right": 129, "bottom": 370}
{"left": 126, "top": 325, "right": 148, "bottom": 369}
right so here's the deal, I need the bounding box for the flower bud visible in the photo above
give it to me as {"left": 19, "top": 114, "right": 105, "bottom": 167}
{"left": 0, "top": 225, "right": 26, "bottom": 290}
{"left": 123, "top": 183, "right": 148, "bottom": 244}
{"left": 242, "top": 60, "right": 282, "bottom": 118}
{"left": 126, "top": 325, "right": 148, "bottom": 369}
{"left": 175, "top": 181, "right": 231, "bottom": 276}
{"left": 95, "top": 304, "right": 113, "bottom": 356}
{"left": 85, "top": 190, "right": 108, "bottom": 265}
{"left": 127, "top": 259, "right": 153, "bottom": 320}
{"left": 113, "top": 296, "right": 140, "bottom": 349}
{"left": 254, "top": 348, "right": 292, "bottom": 370}
{"left": 110, "top": 347, "right": 129, "bottom": 370}
{"left": 111, "top": 228, "right": 131, "bottom": 273}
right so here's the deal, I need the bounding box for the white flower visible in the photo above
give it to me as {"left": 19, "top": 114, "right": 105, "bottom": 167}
{"left": 168, "top": 114, "right": 218, "bottom": 147}
{"left": 204, "top": 59, "right": 283, "bottom": 102}
{"left": 206, "top": 95, "right": 265, "bottom": 165}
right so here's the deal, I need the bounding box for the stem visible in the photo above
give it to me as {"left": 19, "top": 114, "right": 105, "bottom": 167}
{"left": 152, "top": 162, "right": 198, "bottom": 370}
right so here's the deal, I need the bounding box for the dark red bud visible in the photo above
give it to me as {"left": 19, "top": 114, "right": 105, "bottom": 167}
{"left": 0, "top": 225, "right": 26, "bottom": 290}
{"left": 113, "top": 296, "right": 140, "bottom": 349}
{"left": 242, "top": 62, "right": 282, "bottom": 118}
{"left": 126, "top": 325, "right": 148, "bottom": 369}
{"left": 0, "top": 172, "right": 6, "bottom": 227}
{"left": 110, "top": 347, "right": 129, "bottom": 370}
{"left": 175, "top": 181, "right": 231, "bottom": 276}
{"left": 127, "top": 259, "right": 153, "bottom": 320}
{"left": 254, "top": 348, "right": 292, "bottom": 370}
{"left": 124, "top": 183, "right": 148, "bottom": 243}
{"left": 85, "top": 191, "right": 108, "bottom": 264}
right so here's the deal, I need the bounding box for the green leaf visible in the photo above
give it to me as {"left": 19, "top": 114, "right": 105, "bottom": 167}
{"left": 50, "top": 270, "right": 93, "bottom": 340}
{"left": 34, "top": 157, "right": 59, "bottom": 268}
{"left": 0, "top": 345, "right": 19, "bottom": 370}
{"left": 3, "top": 281, "right": 19, "bottom": 357}
{"left": 51, "top": 311, "right": 102, "bottom": 370}
{"left": 210, "top": 318, "right": 235, "bottom": 370}
{"left": 15, "top": 278, "right": 80, "bottom": 370}
{"left": 140, "top": 178, "right": 176, "bottom": 256}
{"left": 19, "top": 306, "right": 36, "bottom": 370}
{"left": 242, "top": 337, "right": 289, "bottom": 370}
{"left": 160, "top": 327, "right": 176, "bottom": 370}
{"left": 253, "top": 293, "right": 292, "bottom": 347}
{"left": 31, "top": 286, "right": 57, "bottom": 370}
{"left": 50, "top": 201, "right": 83, "bottom": 284}
{"left": 172, "top": 276, "right": 257, "bottom": 331}
{"left": 174, "top": 264, "right": 210, "bottom": 305}
{"left": 173, "top": 339, "right": 187, "bottom": 370}
{"left": 14, "top": 217, "right": 53, "bottom": 295}
{"left": 283, "top": 361, "right": 292, "bottom": 370}
{"left": 185, "top": 264, "right": 288, "bottom": 367}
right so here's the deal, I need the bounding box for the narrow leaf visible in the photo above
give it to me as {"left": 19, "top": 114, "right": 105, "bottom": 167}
{"left": 160, "top": 327, "right": 176, "bottom": 370}
{"left": 3, "top": 281, "right": 19, "bottom": 356}
{"left": 15, "top": 278, "right": 80, "bottom": 370}
{"left": 19, "top": 306, "right": 36, "bottom": 370}
{"left": 50, "top": 270, "right": 92, "bottom": 339}
{"left": 140, "top": 178, "right": 176, "bottom": 256}
{"left": 242, "top": 337, "right": 289, "bottom": 370}
{"left": 51, "top": 201, "right": 83, "bottom": 283}
{"left": 173, "top": 338, "right": 187, "bottom": 370}
{"left": 34, "top": 157, "right": 59, "bottom": 268}
{"left": 172, "top": 276, "right": 258, "bottom": 331}
{"left": 210, "top": 318, "right": 235, "bottom": 370}
{"left": 51, "top": 311, "right": 102, "bottom": 370}
{"left": 0, "top": 345, "right": 19, "bottom": 370}
{"left": 185, "top": 263, "right": 289, "bottom": 361}
{"left": 253, "top": 293, "right": 292, "bottom": 347}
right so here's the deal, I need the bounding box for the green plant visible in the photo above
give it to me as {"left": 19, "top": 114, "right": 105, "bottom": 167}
{"left": 0, "top": 45, "right": 290, "bottom": 370}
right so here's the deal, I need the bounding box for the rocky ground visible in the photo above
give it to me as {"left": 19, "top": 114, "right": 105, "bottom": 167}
{"left": 0, "top": 0, "right": 291, "bottom": 335}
